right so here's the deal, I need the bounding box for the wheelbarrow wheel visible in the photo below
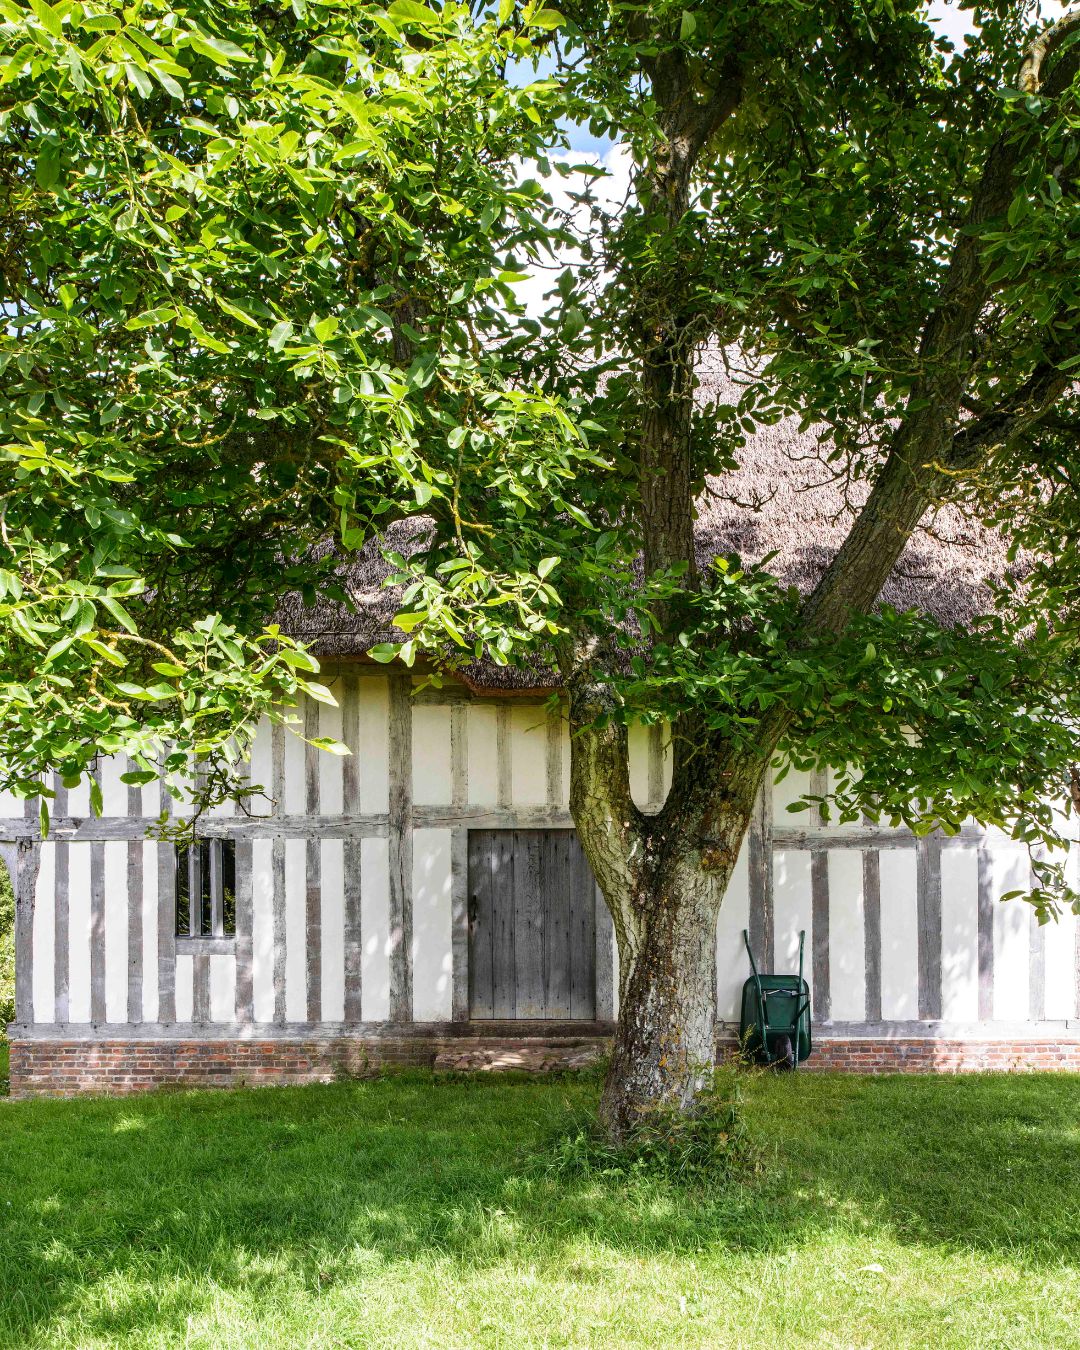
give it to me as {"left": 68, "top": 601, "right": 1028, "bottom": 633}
{"left": 771, "top": 1034, "right": 794, "bottom": 1071}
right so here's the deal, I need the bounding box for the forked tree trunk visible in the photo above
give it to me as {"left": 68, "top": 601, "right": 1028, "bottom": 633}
{"left": 567, "top": 680, "right": 771, "bottom": 1141}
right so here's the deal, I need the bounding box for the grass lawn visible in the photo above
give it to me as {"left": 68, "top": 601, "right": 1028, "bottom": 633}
{"left": 1, "top": 1070, "right": 1077, "bottom": 1348}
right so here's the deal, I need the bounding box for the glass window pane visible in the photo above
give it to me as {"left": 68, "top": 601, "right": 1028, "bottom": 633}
{"left": 174, "top": 847, "right": 190, "bottom": 937}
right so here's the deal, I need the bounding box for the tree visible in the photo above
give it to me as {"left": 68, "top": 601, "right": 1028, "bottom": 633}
{"left": 4, "top": 0, "right": 1080, "bottom": 1139}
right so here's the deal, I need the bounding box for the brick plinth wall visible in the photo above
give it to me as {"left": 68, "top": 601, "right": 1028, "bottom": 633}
{"left": 7, "top": 1033, "right": 1080, "bottom": 1099}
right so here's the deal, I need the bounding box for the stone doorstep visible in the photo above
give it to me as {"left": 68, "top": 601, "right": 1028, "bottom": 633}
{"left": 433, "top": 1042, "right": 606, "bottom": 1073}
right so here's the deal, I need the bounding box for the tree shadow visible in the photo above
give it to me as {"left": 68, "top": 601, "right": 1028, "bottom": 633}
{"left": 1, "top": 1071, "right": 1077, "bottom": 1344}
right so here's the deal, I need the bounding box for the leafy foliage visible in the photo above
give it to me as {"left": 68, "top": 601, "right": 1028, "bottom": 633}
{"left": 0, "top": 0, "right": 590, "bottom": 810}
{"left": 4, "top": 0, "right": 1080, "bottom": 916}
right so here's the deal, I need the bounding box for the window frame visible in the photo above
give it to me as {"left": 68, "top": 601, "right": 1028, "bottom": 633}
{"left": 174, "top": 837, "right": 236, "bottom": 942}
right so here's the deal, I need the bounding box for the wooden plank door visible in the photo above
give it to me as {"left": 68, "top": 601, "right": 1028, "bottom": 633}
{"left": 468, "top": 829, "right": 597, "bottom": 1019}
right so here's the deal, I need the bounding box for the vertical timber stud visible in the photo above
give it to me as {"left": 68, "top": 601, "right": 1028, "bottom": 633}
{"left": 387, "top": 672, "right": 413, "bottom": 1021}
{"left": 496, "top": 704, "right": 511, "bottom": 810}
{"left": 271, "top": 720, "right": 287, "bottom": 1025}
{"left": 342, "top": 675, "right": 363, "bottom": 1022}
{"left": 1028, "top": 854, "right": 1046, "bottom": 1022}
{"left": 862, "top": 846, "right": 882, "bottom": 1023}
{"left": 977, "top": 844, "right": 994, "bottom": 1021}
{"left": 126, "top": 768, "right": 143, "bottom": 1024}
{"left": 304, "top": 698, "right": 321, "bottom": 1023}
{"left": 234, "top": 837, "right": 254, "bottom": 1024}
{"left": 14, "top": 797, "right": 39, "bottom": 1025}
{"left": 916, "top": 833, "right": 943, "bottom": 1021}
{"left": 545, "top": 702, "right": 563, "bottom": 808}
{"left": 809, "top": 770, "right": 830, "bottom": 1022}
{"left": 748, "top": 777, "right": 774, "bottom": 971}
{"left": 156, "top": 765, "right": 176, "bottom": 1023}
{"left": 53, "top": 778, "right": 69, "bottom": 1024}
{"left": 450, "top": 704, "right": 470, "bottom": 1022}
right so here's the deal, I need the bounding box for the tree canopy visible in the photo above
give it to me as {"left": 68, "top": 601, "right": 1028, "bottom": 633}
{"left": 4, "top": 0, "right": 1080, "bottom": 917}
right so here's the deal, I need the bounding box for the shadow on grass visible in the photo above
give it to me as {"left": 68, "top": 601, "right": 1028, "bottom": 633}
{"left": 1, "top": 1070, "right": 1077, "bottom": 1343}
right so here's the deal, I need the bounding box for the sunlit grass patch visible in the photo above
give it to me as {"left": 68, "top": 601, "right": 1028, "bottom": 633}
{"left": 1, "top": 1071, "right": 1077, "bottom": 1348}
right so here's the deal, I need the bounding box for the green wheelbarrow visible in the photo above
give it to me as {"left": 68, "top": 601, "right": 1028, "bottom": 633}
{"left": 739, "top": 929, "right": 812, "bottom": 1070}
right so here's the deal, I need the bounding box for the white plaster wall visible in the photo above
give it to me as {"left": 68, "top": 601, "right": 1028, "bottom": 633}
{"left": 412, "top": 705, "right": 453, "bottom": 806}
{"left": 628, "top": 723, "right": 651, "bottom": 810}
{"left": 284, "top": 837, "right": 307, "bottom": 1021}
{"left": 412, "top": 828, "right": 453, "bottom": 1021}
{"left": 248, "top": 718, "right": 274, "bottom": 814}
{"left": 0, "top": 787, "right": 22, "bottom": 817}
{"left": 880, "top": 848, "right": 919, "bottom": 1020}
{"left": 32, "top": 842, "right": 55, "bottom": 1024}
{"left": 101, "top": 756, "right": 128, "bottom": 818}
{"left": 774, "top": 851, "right": 813, "bottom": 982}
{"left": 361, "top": 835, "right": 391, "bottom": 1021}
{"left": 319, "top": 683, "right": 345, "bottom": 815}
{"left": 773, "top": 765, "right": 814, "bottom": 823}
{"left": 829, "top": 851, "right": 866, "bottom": 1021}
{"left": 467, "top": 704, "right": 498, "bottom": 803}
{"left": 509, "top": 705, "right": 547, "bottom": 805}
{"left": 357, "top": 678, "right": 390, "bottom": 813}
{"left": 175, "top": 953, "right": 194, "bottom": 1022}
{"left": 103, "top": 841, "right": 128, "bottom": 1023}
{"left": 1045, "top": 910, "right": 1078, "bottom": 1018}
{"left": 715, "top": 840, "right": 750, "bottom": 1021}
{"left": 940, "top": 847, "right": 979, "bottom": 1022}
{"left": 67, "top": 777, "right": 92, "bottom": 818}
{"left": 251, "top": 838, "right": 275, "bottom": 1022}
{"left": 141, "top": 839, "right": 159, "bottom": 1022}
{"left": 993, "top": 851, "right": 1030, "bottom": 1021}
{"left": 67, "top": 844, "right": 92, "bottom": 1023}
{"left": 283, "top": 726, "right": 306, "bottom": 816}
{"left": 209, "top": 955, "right": 236, "bottom": 1022}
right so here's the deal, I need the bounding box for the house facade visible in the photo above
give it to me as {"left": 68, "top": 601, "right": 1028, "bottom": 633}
{"left": 5, "top": 665, "right": 1080, "bottom": 1097}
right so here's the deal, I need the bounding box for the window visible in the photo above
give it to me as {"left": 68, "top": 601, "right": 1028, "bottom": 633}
{"left": 175, "top": 839, "right": 236, "bottom": 939}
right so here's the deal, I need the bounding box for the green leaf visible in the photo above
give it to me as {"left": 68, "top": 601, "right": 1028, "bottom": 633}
{"left": 215, "top": 295, "right": 261, "bottom": 329}
{"left": 528, "top": 8, "right": 564, "bottom": 30}
{"left": 35, "top": 142, "right": 59, "bottom": 191}
{"left": 310, "top": 737, "right": 352, "bottom": 756}
{"left": 268, "top": 320, "right": 293, "bottom": 351}
{"left": 188, "top": 33, "right": 255, "bottom": 65}
{"left": 388, "top": 0, "right": 441, "bottom": 25}
{"left": 303, "top": 681, "right": 338, "bottom": 705}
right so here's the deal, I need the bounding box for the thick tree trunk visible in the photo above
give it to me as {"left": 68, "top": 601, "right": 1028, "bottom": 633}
{"left": 567, "top": 670, "right": 773, "bottom": 1139}
{"left": 597, "top": 842, "right": 729, "bottom": 1140}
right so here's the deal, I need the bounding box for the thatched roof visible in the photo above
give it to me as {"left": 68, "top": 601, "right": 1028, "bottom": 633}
{"left": 278, "top": 362, "right": 1017, "bottom": 691}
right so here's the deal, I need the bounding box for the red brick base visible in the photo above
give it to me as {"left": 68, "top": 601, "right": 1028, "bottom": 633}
{"left": 7, "top": 1033, "right": 1080, "bottom": 1099}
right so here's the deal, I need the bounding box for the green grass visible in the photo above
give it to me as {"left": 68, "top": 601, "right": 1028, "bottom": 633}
{"left": 1, "top": 1071, "right": 1077, "bottom": 1348}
